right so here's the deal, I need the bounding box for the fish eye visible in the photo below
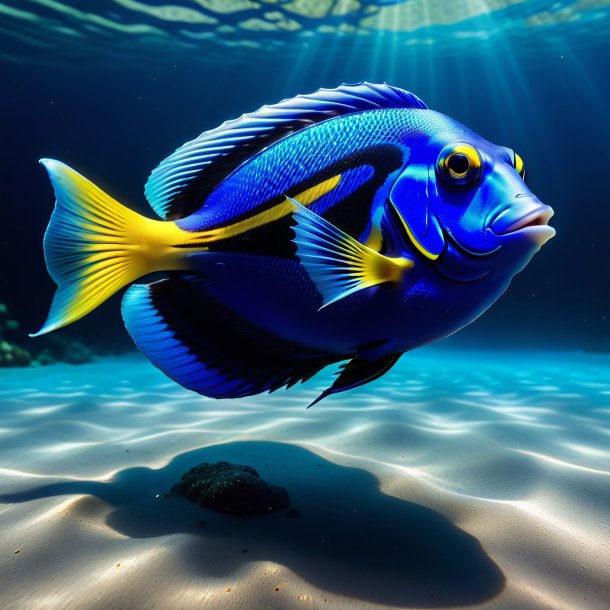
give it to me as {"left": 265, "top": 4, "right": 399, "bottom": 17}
{"left": 436, "top": 143, "right": 482, "bottom": 188}
{"left": 514, "top": 152, "right": 526, "bottom": 181}
{"left": 447, "top": 153, "right": 470, "bottom": 177}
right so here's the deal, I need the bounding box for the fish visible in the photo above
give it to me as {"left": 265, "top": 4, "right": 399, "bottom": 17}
{"left": 33, "top": 82, "right": 555, "bottom": 405}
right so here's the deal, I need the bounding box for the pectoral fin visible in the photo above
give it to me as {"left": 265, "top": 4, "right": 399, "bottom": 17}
{"left": 309, "top": 352, "right": 402, "bottom": 407}
{"left": 290, "top": 198, "right": 413, "bottom": 308}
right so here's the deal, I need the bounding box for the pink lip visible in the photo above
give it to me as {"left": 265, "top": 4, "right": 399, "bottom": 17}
{"left": 491, "top": 204, "right": 556, "bottom": 246}
{"left": 503, "top": 206, "right": 555, "bottom": 233}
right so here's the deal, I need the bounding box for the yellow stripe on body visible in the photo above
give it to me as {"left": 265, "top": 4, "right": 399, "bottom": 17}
{"left": 171, "top": 173, "right": 342, "bottom": 248}
{"left": 81, "top": 173, "right": 343, "bottom": 277}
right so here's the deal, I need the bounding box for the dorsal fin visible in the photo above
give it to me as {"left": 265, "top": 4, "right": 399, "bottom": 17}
{"left": 144, "top": 82, "right": 428, "bottom": 220}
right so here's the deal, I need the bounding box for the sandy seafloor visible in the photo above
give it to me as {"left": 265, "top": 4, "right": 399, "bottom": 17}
{"left": 0, "top": 348, "right": 609, "bottom": 610}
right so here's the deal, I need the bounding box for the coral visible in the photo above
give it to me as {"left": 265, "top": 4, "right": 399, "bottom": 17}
{"left": 44, "top": 335, "right": 93, "bottom": 365}
{"left": 172, "top": 461, "right": 290, "bottom": 516}
{"left": 0, "top": 340, "right": 31, "bottom": 367}
{"left": 33, "top": 349, "right": 56, "bottom": 366}
{"left": 0, "top": 307, "right": 32, "bottom": 366}
{"left": 0, "top": 302, "right": 94, "bottom": 367}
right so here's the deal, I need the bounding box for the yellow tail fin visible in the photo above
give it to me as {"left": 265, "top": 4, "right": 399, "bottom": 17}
{"left": 32, "top": 159, "right": 189, "bottom": 336}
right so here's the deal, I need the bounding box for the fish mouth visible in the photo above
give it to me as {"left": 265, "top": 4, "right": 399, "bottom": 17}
{"left": 492, "top": 205, "right": 555, "bottom": 246}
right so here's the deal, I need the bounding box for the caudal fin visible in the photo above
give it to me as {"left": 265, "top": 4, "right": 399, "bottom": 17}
{"left": 32, "top": 160, "right": 187, "bottom": 337}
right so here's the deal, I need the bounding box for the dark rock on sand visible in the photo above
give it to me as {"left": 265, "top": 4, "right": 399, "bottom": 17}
{"left": 171, "top": 461, "right": 290, "bottom": 516}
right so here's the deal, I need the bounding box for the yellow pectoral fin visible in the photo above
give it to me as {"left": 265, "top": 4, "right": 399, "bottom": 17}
{"left": 290, "top": 197, "right": 413, "bottom": 308}
{"left": 364, "top": 222, "right": 384, "bottom": 252}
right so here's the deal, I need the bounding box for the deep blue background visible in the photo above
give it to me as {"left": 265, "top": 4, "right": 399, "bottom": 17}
{"left": 2, "top": 34, "right": 609, "bottom": 352}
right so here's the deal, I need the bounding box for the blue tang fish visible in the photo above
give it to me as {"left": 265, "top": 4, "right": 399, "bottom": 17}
{"left": 34, "top": 83, "right": 555, "bottom": 405}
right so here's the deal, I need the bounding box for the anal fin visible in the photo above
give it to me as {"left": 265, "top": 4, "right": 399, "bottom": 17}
{"left": 122, "top": 274, "right": 335, "bottom": 399}
{"left": 309, "top": 352, "right": 402, "bottom": 408}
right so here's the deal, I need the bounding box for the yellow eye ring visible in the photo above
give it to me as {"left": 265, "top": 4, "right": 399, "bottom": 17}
{"left": 514, "top": 152, "right": 526, "bottom": 180}
{"left": 436, "top": 143, "right": 482, "bottom": 187}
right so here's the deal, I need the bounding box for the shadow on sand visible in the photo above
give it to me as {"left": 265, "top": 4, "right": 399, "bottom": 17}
{"left": 2, "top": 441, "right": 504, "bottom": 606}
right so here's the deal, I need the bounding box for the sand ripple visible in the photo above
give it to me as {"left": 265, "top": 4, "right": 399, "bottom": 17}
{"left": 0, "top": 348, "right": 609, "bottom": 609}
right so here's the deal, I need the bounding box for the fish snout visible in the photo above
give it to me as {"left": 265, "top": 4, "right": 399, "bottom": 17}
{"left": 491, "top": 196, "right": 555, "bottom": 247}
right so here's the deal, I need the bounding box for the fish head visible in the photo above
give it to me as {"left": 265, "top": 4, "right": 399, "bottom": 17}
{"left": 389, "top": 116, "right": 555, "bottom": 283}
